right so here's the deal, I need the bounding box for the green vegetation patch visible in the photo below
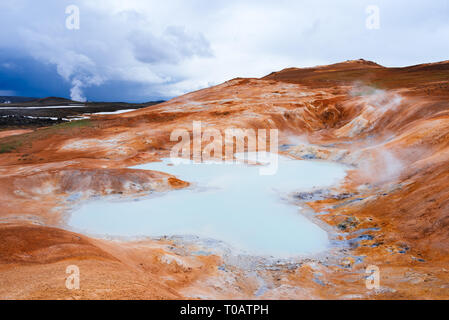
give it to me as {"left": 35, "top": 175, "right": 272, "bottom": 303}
{"left": 49, "top": 119, "right": 94, "bottom": 130}
{"left": 0, "top": 139, "right": 23, "bottom": 154}
{"left": 0, "top": 119, "right": 97, "bottom": 154}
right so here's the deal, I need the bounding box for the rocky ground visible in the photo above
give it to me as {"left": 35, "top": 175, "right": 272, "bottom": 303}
{"left": 0, "top": 59, "right": 448, "bottom": 299}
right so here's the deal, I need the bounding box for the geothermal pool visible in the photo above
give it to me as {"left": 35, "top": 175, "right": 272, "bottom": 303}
{"left": 68, "top": 153, "right": 347, "bottom": 258}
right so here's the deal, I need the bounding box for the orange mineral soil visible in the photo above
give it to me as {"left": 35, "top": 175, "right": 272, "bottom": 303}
{"left": 1, "top": 59, "right": 448, "bottom": 299}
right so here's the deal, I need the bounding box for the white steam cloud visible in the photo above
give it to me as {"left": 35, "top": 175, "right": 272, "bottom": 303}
{"left": 70, "top": 79, "right": 86, "bottom": 102}
{"left": 362, "top": 89, "right": 403, "bottom": 116}
{"left": 354, "top": 148, "right": 404, "bottom": 184}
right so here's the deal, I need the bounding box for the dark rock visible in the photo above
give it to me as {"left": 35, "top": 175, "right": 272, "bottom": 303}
{"left": 302, "top": 154, "right": 317, "bottom": 160}
{"left": 279, "top": 144, "right": 295, "bottom": 151}
{"left": 337, "top": 216, "right": 359, "bottom": 231}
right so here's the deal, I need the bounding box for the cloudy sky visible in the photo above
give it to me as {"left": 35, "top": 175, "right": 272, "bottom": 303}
{"left": 0, "top": 0, "right": 448, "bottom": 102}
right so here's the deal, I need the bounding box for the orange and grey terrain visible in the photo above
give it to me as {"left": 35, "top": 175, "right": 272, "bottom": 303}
{"left": 0, "top": 59, "right": 448, "bottom": 299}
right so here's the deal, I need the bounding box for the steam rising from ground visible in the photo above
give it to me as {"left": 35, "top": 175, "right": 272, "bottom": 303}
{"left": 351, "top": 85, "right": 403, "bottom": 116}
{"left": 362, "top": 89, "right": 403, "bottom": 116}
{"left": 285, "top": 134, "right": 310, "bottom": 146}
{"left": 376, "top": 150, "right": 403, "bottom": 182}
{"left": 70, "top": 79, "right": 87, "bottom": 102}
{"left": 336, "top": 86, "right": 404, "bottom": 138}
{"left": 353, "top": 148, "right": 403, "bottom": 185}
{"left": 69, "top": 76, "right": 104, "bottom": 102}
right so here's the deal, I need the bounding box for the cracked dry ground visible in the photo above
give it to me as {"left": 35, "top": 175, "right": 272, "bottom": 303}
{"left": 0, "top": 59, "right": 448, "bottom": 299}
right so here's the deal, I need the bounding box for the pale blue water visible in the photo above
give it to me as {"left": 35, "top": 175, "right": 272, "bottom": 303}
{"left": 68, "top": 153, "right": 347, "bottom": 258}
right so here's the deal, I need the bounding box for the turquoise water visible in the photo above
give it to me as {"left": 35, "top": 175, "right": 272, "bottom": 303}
{"left": 68, "top": 153, "right": 347, "bottom": 258}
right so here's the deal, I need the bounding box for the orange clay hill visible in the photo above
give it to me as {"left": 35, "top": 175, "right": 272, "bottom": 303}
{"left": 0, "top": 59, "right": 449, "bottom": 299}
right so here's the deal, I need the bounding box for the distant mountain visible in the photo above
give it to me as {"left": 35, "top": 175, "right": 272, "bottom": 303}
{"left": 262, "top": 58, "right": 449, "bottom": 89}
{"left": 0, "top": 96, "right": 37, "bottom": 104}
{"left": 0, "top": 96, "right": 165, "bottom": 107}
{"left": 32, "top": 97, "right": 80, "bottom": 105}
